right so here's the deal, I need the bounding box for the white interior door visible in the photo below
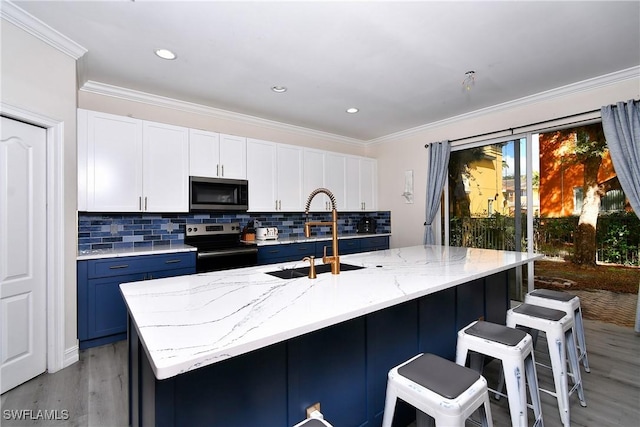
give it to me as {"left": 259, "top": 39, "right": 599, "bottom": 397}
{"left": 1, "top": 116, "right": 47, "bottom": 393}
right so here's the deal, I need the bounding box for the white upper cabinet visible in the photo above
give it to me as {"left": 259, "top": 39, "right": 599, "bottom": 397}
{"left": 324, "top": 152, "right": 347, "bottom": 211}
{"left": 303, "top": 149, "right": 326, "bottom": 211}
{"left": 219, "top": 134, "right": 247, "bottom": 179}
{"left": 345, "top": 156, "right": 377, "bottom": 211}
{"left": 359, "top": 157, "right": 377, "bottom": 211}
{"left": 246, "top": 139, "right": 303, "bottom": 211}
{"left": 79, "top": 109, "right": 143, "bottom": 212}
{"left": 79, "top": 109, "right": 376, "bottom": 214}
{"left": 189, "top": 129, "right": 220, "bottom": 177}
{"left": 303, "top": 149, "right": 346, "bottom": 212}
{"left": 142, "top": 121, "right": 189, "bottom": 212}
{"left": 78, "top": 109, "right": 189, "bottom": 212}
{"left": 277, "top": 144, "right": 304, "bottom": 211}
{"left": 189, "top": 131, "right": 246, "bottom": 179}
{"left": 246, "top": 138, "right": 277, "bottom": 211}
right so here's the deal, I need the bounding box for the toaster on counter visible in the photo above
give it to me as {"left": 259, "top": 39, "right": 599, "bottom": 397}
{"left": 255, "top": 227, "right": 278, "bottom": 240}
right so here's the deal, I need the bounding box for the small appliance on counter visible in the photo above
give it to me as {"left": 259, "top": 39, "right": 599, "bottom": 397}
{"left": 357, "top": 216, "right": 377, "bottom": 234}
{"left": 256, "top": 227, "right": 279, "bottom": 240}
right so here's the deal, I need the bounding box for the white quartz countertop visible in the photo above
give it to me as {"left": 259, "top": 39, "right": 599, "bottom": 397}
{"left": 77, "top": 244, "right": 196, "bottom": 260}
{"left": 120, "top": 245, "right": 542, "bottom": 380}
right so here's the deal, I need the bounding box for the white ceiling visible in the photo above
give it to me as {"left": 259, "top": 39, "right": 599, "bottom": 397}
{"left": 10, "top": 0, "right": 640, "bottom": 142}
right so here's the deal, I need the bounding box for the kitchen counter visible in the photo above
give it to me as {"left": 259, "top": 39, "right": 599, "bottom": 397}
{"left": 124, "top": 245, "right": 541, "bottom": 426}
{"left": 77, "top": 243, "right": 196, "bottom": 260}
{"left": 122, "top": 245, "right": 539, "bottom": 380}
{"left": 244, "top": 232, "right": 390, "bottom": 246}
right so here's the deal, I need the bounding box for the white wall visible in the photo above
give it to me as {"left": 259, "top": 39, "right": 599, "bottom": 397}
{"left": 1, "top": 21, "right": 78, "bottom": 356}
{"left": 368, "top": 75, "right": 640, "bottom": 249}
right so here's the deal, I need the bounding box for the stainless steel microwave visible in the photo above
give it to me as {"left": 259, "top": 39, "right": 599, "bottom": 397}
{"left": 189, "top": 176, "right": 249, "bottom": 211}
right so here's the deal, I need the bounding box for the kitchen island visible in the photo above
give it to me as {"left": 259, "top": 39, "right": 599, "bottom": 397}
{"left": 121, "top": 245, "right": 542, "bottom": 427}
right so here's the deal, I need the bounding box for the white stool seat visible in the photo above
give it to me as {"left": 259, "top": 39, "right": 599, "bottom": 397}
{"left": 382, "top": 353, "right": 493, "bottom": 427}
{"left": 507, "top": 303, "right": 586, "bottom": 427}
{"left": 525, "top": 289, "right": 590, "bottom": 372}
{"left": 292, "top": 418, "right": 333, "bottom": 427}
{"left": 456, "top": 320, "right": 543, "bottom": 427}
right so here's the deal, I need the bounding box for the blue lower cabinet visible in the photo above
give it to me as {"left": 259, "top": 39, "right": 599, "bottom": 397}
{"left": 360, "top": 235, "right": 389, "bottom": 251}
{"left": 258, "top": 236, "right": 390, "bottom": 265}
{"left": 78, "top": 252, "right": 195, "bottom": 349}
{"left": 257, "top": 242, "right": 316, "bottom": 265}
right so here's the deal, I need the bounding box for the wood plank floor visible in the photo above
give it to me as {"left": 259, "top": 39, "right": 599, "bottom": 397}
{"left": 477, "top": 319, "right": 640, "bottom": 427}
{"left": 1, "top": 319, "right": 639, "bottom": 426}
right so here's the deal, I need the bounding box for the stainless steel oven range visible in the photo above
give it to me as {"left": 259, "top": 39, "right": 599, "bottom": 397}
{"left": 185, "top": 222, "right": 258, "bottom": 273}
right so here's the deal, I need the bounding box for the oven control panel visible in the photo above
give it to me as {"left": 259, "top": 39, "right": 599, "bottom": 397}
{"left": 186, "top": 222, "right": 241, "bottom": 237}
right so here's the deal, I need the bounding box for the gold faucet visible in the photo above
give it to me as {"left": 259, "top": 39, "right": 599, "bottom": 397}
{"left": 304, "top": 188, "right": 340, "bottom": 274}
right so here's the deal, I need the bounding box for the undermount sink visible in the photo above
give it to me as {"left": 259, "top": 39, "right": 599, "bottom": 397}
{"left": 266, "top": 263, "right": 365, "bottom": 279}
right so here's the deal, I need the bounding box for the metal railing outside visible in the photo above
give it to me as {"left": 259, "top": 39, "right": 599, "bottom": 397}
{"left": 449, "top": 213, "right": 639, "bottom": 266}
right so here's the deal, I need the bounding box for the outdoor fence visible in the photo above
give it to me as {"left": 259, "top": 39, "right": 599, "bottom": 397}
{"left": 449, "top": 212, "right": 640, "bottom": 266}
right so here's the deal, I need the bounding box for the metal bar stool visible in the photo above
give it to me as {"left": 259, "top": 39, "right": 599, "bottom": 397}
{"left": 382, "top": 353, "right": 493, "bottom": 427}
{"left": 506, "top": 304, "right": 586, "bottom": 427}
{"left": 456, "top": 320, "right": 543, "bottom": 427}
{"left": 525, "top": 289, "right": 590, "bottom": 372}
{"left": 292, "top": 419, "right": 333, "bottom": 427}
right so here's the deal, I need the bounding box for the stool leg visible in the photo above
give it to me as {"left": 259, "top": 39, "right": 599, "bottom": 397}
{"left": 502, "top": 359, "right": 528, "bottom": 427}
{"left": 574, "top": 307, "right": 590, "bottom": 372}
{"left": 381, "top": 381, "right": 398, "bottom": 427}
{"left": 547, "top": 333, "right": 571, "bottom": 427}
{"left": 416, "top": 410, "right": 435, "bottom": 427}
{"left": 525, "top": 353, "right": 544, "bottom": 427}
{"left": 479, "top": 393, "right": 494, "bottom": 427}
{"left": 566, "top": 329, "right": 587, "bottom": 407}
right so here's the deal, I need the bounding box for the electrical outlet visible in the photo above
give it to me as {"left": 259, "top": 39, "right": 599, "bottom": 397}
{"left": 305, "top": 402, "right": 321, "bottom": 418}
{"left": 110, "top": 224, "right": 118, "bottom": 235}
{"left": 166, "top": 222, "right": 175, "bottom": 233}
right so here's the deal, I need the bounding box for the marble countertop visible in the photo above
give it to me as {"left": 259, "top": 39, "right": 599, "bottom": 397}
{"left": 77, "top": 244, "right": 196, "bottom": 260}
{"left": 249, "top": 232, "right": 390, "bottom": 246}
{"left": 120, "top": 245, "right": 542, "bottom": 380}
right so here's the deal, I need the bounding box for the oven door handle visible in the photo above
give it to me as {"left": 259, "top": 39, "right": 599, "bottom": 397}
{"left": 197, "top": 248, "right": 258, "bottom": 259}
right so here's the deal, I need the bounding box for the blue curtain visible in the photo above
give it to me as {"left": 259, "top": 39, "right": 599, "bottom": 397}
{"left": 600, "top": 99, "right": 640, "bottom": 332}
{"left": 424, "top": 140, "right": 451, "bottom": 245}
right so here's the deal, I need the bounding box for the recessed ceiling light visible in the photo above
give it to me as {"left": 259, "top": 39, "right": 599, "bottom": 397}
{"left": 271, "top": 86, "right": 287, "bottom": 93}
{"left": 346, "top": 107, "right": 359, "bottom": 114}
{"left": 155, "top": 48, "right": 177, "bottom": 60}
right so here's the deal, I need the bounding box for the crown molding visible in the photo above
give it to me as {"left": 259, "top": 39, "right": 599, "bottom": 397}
{"left": 1, "top": 0, "right": 87, "bottom": 59}
{"left": 79, "top": 81, "right": 366, "bottom": 146}
{"left": 367, "top": 66, "right": 640, "bottom": 146}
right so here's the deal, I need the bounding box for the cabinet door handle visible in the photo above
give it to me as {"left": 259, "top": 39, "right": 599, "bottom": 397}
{"left": 217, "top": 164, "right": 220, "bottom": 176}
{"left": 275, "top": 200, "right": 278, "bottom": 210}
{"left": 279, "top": 200, "right": 282, "bottom": 210}
{"left": 221, "top": 165, "right": 224, "bottom": 177}
{"left": 139, "top": 196, "right": 142, "bottom": 211}
{"left": 165, "top": 259, "right": 182, "bottom": 264}
{"left": 109, "top": 264, "right": 129, "bottom": 270}
{"left": 145, "top": 197, "right": 148, "bottom": 211}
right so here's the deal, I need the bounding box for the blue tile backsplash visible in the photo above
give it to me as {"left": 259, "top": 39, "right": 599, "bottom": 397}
{"left": 78, "top": 211, "right": 391, "bottom": 251}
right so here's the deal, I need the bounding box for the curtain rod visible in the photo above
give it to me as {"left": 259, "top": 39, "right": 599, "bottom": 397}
{"left": 424, "top": 108, "right": 600, "bottom": 148}
{"left": 425, "top": 99, "right": 639, "bottom": 148}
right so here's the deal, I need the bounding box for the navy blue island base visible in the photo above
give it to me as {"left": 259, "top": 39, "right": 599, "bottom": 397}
{"left": 128, "top": 270, "right": 510, "bottom": 427}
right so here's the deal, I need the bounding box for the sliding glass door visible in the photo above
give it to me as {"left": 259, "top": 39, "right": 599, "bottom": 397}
{"left": 444, "top": 135, "right": 539, "bottom": 300}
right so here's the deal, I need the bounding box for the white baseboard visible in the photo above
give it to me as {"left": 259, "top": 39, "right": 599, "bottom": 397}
{"left": 63, "top": 345, "right": 79, "bottom": 368}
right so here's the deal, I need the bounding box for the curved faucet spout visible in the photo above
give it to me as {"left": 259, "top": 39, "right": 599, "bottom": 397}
{"left": 305, "top": 188, "right": 337, "bottom": 214}
{"left": 304, "top": 188, "right": 340, "bottom": 274}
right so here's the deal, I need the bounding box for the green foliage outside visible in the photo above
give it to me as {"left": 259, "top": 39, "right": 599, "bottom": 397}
{"left": 449, "top": 212, "right": 639, "bottom": 266}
